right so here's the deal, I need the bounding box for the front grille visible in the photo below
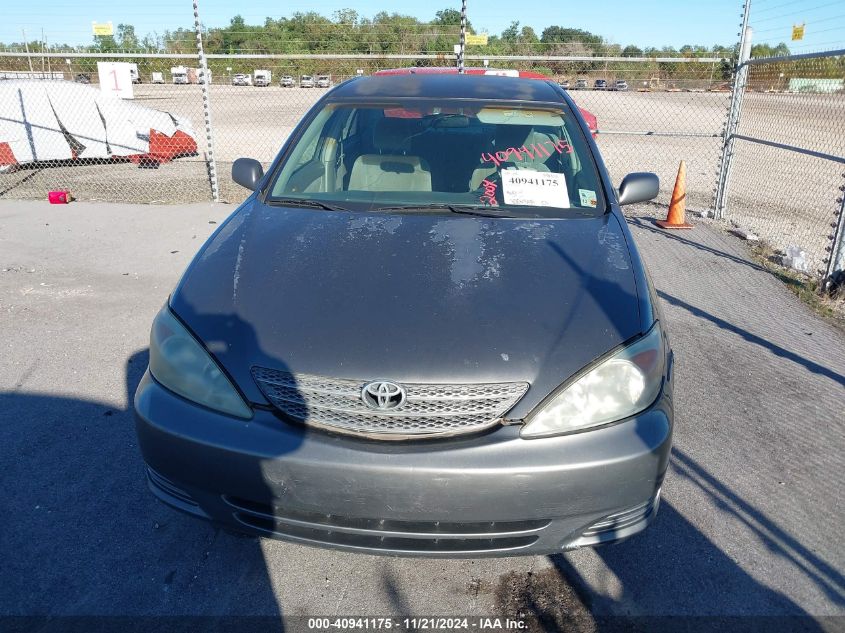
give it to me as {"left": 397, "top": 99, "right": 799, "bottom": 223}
{"left": 224, "top": 496, "right": 545, "bottom": 554}
{"left": 251, "top": 367, "right": 529, "bottom": 439}
{"left": 224, "top": 496, "right": 549, "bottom": 535}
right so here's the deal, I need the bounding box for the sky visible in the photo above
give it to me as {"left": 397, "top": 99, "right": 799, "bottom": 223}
{"left": 3, "top": 0, "right": 844, "bottom": 53}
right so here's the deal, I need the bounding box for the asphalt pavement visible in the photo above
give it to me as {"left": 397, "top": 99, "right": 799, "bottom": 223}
{"left": 1, "top": 200, "right": 843, "bottom": 631}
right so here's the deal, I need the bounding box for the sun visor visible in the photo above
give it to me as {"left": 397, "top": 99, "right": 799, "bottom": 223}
{"left": 476, "top": 108, "right": 564, "bottom": 126}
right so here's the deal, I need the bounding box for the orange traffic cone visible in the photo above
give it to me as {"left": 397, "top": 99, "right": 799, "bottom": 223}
{"left": 656, "top": 160, "right": 693, "bottom": 229}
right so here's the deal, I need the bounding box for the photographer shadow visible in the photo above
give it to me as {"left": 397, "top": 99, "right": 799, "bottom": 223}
{"left": 0, "top": 346, "right": 286, "bottom": 628}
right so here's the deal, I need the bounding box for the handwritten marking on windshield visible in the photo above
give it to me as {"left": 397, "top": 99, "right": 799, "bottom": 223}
{"left": 479, "top": 179, "right": 499, "bottom": 206}
{"left": 480, "top": 141, "right": 573, "bottom": 167}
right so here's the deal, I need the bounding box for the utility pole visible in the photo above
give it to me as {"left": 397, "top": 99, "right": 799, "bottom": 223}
{"left": 22, "top": 29, "right": 34, "bottom": 73}
{"left": 41, "top": 28, "right": 46, "bottom": 74}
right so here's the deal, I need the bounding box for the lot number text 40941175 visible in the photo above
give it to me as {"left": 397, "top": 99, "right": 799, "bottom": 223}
{"left": 501, "top": 169, "right": 570, "bottom": 208}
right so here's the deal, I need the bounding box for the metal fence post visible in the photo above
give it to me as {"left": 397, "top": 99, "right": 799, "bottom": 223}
{"left": 714, "top": 0, "right": 752, "bottom": 219}
{"left": 458, "top": 0, "right": 467, "bottom": 74}
{"left": 193, "top": 0, "right": 219, "bottom": 202}
{"left": 824, "top": 180, "right": 845, "bottom": 288}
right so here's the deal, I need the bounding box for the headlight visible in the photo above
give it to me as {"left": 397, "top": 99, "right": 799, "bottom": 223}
{"left": 149, "top": 307, "right": 253, "bottom": 419}
{"left": 521, "top": 324, "right": 665, "bottom": 438}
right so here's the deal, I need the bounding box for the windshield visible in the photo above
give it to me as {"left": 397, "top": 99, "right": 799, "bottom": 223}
{"left": 267, "top": 99, "right": 606, "bottom": 217}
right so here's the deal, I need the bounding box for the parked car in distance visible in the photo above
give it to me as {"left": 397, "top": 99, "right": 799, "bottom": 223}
{"left": 614, "top": 79, "right": 629, "bottom": 91}
{"left": 135, "top": 71, "right": 670, "bottom": 558}
{"left": 316, "top": 74, "right": 332, "bottom": 88}
{"left": 280, "top": 75, "right": 295, "bottom": 87}
{"left": 253, "top": 70, "right": 271, "bottom": 87}
{"left": 74, "top": 73, "right": 91, "bottom": 84}
{"left": 300, "top": 74, "right": 314, "bottom": 88}
{"left": 558, "top": 79, "right": 570, "bottom": 89}
{"left": 151, "top": 72, "right": 165, "bottom": 84}
{"left": 574, "top": 79, "right": 588, "bottom": 90}
{"left": 594, "top": 79, "right": 608, "bottom": 90}
{"left": 231, "top": 73, "right": 251, "bottom": 86}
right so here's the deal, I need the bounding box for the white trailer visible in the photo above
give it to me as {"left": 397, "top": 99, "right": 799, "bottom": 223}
{"left": 171, "top": 66, "right": 189, "bottom": 85}
{"left": 151, "top": 72, "right": 164, "bottom": 84}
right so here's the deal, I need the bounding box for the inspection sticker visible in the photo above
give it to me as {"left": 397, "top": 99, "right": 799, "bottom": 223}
{"left": 579, "top": 189, "right": 598, "bottom": 207}
{"left": 501, "top": 169, "right": 569, "bottom": 208}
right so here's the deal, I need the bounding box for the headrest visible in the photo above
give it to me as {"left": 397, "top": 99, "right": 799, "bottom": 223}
{"left": 373, "top": 117, "right": 418, "bottom": 153}
{"left": 495, "top": 124, "right": 535, "bottom": 151}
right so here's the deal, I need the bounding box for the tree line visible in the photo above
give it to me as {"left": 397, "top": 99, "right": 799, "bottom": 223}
{"left": 3, "top": 7, "right": 824, "bottom": 85}
{"left": 2, "top": 8, "right": 786, "bottom": 59}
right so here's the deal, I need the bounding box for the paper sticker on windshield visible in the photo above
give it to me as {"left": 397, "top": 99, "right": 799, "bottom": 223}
{"left": 501, "top": 169, "right": 569, "bottom": 208}
{"left": 579, "top": 189, "right": 598, "bottom": 207}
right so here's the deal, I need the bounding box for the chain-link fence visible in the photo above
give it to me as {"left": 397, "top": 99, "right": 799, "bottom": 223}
{"left": 716, "top": 48, "right": 845, "bottom": 280}
{"left": 1, "top": 20, "right": 844, "bottom": 283}
{"left": 0, "top": 51, "right": 732, "bottom": 209}
{"left": 0, "top": 54, "right": 211, "bottom": 203}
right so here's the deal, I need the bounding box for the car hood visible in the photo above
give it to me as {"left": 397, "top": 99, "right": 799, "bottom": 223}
{"left": 171, "top": 201, "right": 643, "bottom": 418}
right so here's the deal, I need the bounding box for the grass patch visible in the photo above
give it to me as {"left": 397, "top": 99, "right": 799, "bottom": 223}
{"left": 750, "top": 241, "right": 845, "bottom": 330}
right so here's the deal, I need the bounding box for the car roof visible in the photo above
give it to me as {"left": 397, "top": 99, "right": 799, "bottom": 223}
{"left": 374, "top": 66, "right": 549, "bottom": 79}
{"left": 331, "top": 72, "right": 562, "bottom": 102}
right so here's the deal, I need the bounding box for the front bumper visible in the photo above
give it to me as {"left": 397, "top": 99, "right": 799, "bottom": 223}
{"left": 134, "top": 371, "right": 673, "bottom": 557}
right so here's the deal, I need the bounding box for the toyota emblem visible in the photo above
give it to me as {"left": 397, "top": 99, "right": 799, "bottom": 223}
{"left": 361, "top": 381, "right": 406, "bottom": 411}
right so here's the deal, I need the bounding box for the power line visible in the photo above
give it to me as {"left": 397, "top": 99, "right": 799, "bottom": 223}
{"left": 753, "top": 0, "right": 814, "bottom": 14}
{"left": 753, "top": 14, "right": 845, "bottom": 35}
{"left": 752, "top": 0, "right": 843, "bottom": 24}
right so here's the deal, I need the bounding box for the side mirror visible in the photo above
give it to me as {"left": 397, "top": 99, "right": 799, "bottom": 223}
{"left": 617, "top": 172, "right": 659, "bottom": 206}
{"left": 232, "top": 158, "right": 264, "bottom": 191}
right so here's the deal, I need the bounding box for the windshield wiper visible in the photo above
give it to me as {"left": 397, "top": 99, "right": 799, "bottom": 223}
{"left": 375, "top": 204, "right": 513, "bottom": 218}
{"left": 266, "top": 197, "right": 350, "bottom": 212}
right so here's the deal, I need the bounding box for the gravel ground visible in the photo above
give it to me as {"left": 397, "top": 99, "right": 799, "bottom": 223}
{"left": 1, "top": 200, "right": 843, "bottom": 630}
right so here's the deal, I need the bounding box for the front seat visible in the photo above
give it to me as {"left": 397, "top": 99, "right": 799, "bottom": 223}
{"left": 348, "top": 118, "right": 432, "bottom": 192}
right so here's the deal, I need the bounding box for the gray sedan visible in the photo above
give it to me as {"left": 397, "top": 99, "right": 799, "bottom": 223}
{"left": 134, "top": 71, "right": 672, "bottom": 557}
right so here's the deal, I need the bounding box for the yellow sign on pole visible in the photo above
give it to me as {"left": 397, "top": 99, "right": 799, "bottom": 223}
{"left": 466, "top": 33, "right": 489, "bottom": 46}
{"left": 791, "top": 23, "right": 805, "bottom": 41}
{"left": 92, "top": 21, "right": 114, "bottom": 37}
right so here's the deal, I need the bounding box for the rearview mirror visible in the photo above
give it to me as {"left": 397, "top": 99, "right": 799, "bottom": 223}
{"left": 617, "top": 172, "right": 659, "bottom": 206}
{"left": 232, "top": 158, "right": 264, "bottom": 191}
{"left": 432, "top": 114, "right": 470, "bottom": 128}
